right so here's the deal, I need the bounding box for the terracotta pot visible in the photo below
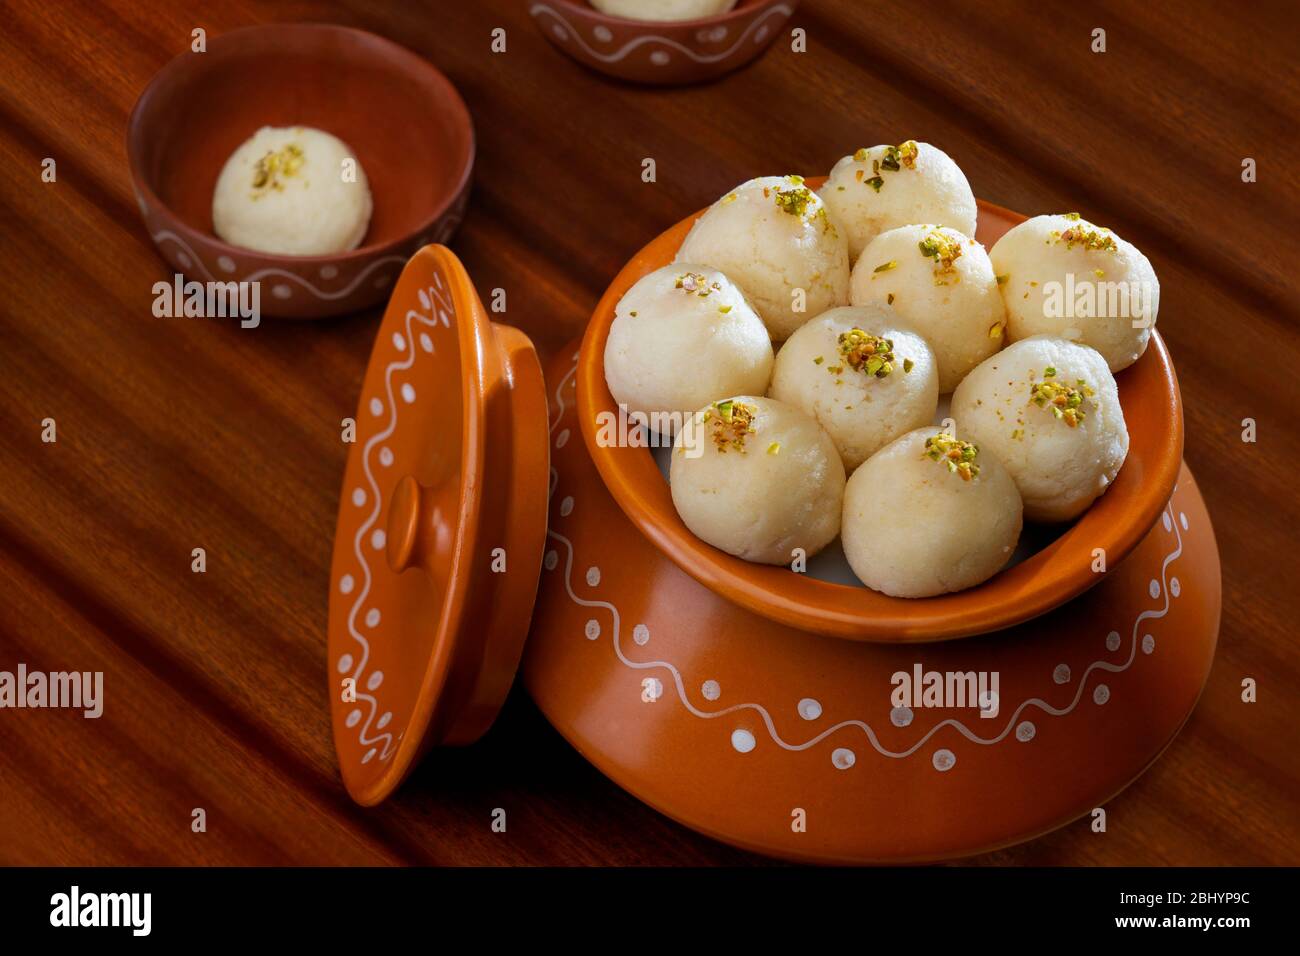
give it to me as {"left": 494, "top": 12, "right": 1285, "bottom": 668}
{"left": 529, "top": 0, "right": 801, "bottom": 86}
{"left": 329, "top": 201, "right": 1219, "bottom": 864}
{"left": 127, "top": 23, "right": 474, "bottom": 319}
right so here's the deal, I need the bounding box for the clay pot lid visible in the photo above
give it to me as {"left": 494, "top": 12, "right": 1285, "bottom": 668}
{"left": 328, "top": 244, "right": 548, "bottom": 805}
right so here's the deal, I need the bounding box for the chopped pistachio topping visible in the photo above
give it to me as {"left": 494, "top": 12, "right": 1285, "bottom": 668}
{"left": 675, "top": 272, "right": 722, "bottom": 297}
{"left": 836, "top": 328, "right": 895, "bottom": 378}
{"left": 989, "top": 322, "right": 1004, "bottom": 339}
{"left": 767, "top": 441, "right": 781, "bottom": 455}
{"left": 918, "top": 229, "right": 964, "bottom": 273}
{"left": 719, "top": 304, "right": 732, "bottom": 313}
{"left": 924, "top": 432, "right": 980, "bottom": 481}
{"left": 903, "top": 357, "right": 914, "bottom": 373}
{"left": 1029, "top": 367, "right": 1096, "bottom": 427}
{"left": 1064, "top": 212, "right": 1081, "bottom": 221}
{"left": 773, "top": 184, "right": 816, "bottom": 219}
{"left": 813, "top": 355, "right": 824, "bottom": 365}
{"left": 1050, "top": 224, "right": 1118, "bottom": 252}
{"left": 703, "top": 400, "right": 757, "bottom": 453}
{"left": 996, "top": 273, "right": 1009, "bottom": 285}
{"left": 880, "top": 140, "right": 919, "bottom": 171}
{"left": 873, "top": 259, "right": 898, "bottom": 274}
{"left": 251, "top": 143, "right": 305, "bottom": 192}
{"left": 851, "top": 140, "right": 918, "bottom": 192}
{"left": 813, "top": 205, "right": 836, "bottom": 236}
{"left": 721, "top": 191, "right": 738, "bottom": 205}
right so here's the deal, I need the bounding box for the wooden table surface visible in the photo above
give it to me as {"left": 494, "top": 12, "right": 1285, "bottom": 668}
{"left": 1, "top": 0, "right": 1296, "bottom": 865}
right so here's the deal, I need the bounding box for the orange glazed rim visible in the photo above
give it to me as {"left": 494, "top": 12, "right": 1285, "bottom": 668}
{"left": 577, "top": 192, "right": 1184, "bottom": 642}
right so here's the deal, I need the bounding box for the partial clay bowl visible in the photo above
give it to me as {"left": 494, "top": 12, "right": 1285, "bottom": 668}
{"left": 127, "top": 23, "right": 474, "bottom": 319}
{"left": 577, "top": 187, "right": 1184, "bottom": 642}
{"left": 529, "top": 0, "right": 800, "bottom": 86}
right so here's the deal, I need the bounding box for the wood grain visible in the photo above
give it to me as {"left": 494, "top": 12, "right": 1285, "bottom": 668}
{"left": 0, "top": 0, "right": 1296, "bottom": 865}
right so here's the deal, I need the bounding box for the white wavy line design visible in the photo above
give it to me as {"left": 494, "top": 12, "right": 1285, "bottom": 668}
{"left": 150, "top": 229, "right": 407, "bottom": 301}
{"left": 341, "top": 266, "right": 454, "bottom": 765}
{"left": 544, "top": 354, "right": 1185, "bottom": 762}
{"left": 529, "top": 3, "right": 794, "bottom": 64}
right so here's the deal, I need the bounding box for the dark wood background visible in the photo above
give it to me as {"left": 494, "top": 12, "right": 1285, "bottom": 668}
{"left": 0, "top": 0, "right": 1296, "bottom": 865}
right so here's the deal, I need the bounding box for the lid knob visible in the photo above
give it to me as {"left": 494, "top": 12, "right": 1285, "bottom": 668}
{"left": 385, "top": 473, "right": 457, "bottom": 575}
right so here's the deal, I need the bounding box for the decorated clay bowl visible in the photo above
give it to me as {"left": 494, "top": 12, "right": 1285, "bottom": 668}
{"left": 577, "top": 188, "right": 1185, "bottom": 641}
{"left": 529, "top": 0, "right": 801, "bottom": 86}
{"left": 329, "top": 216, "right": 1219, "bottom": 865}
{"left": 127, "top": 23, "right": 474, "bottom": 319}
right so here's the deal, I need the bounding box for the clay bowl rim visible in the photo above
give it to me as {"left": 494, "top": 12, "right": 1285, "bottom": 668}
{"left": 577, "top": 190, "right": 1184, "bottom": 643}
{"left": 543, "top": 0, "right": 794, "bottom": 30}
{"left": 125, "top": 22, "right": 476, "bottom": 270}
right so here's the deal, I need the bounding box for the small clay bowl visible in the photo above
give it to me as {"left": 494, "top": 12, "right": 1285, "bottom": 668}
{"left": 127, "top": 23, "right": 474, "bottom": 319}
{"left": 529, "top": 0, "right": 800, "bottom": 86}
{"left": 578, "top": 186, "right": 1184, "bottom": 642}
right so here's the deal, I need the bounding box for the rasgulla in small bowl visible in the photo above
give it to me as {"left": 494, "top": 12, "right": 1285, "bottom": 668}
{"left": 851, "top": 224, "right": 1006, "bottom": 393}
{"left": 820, "top": 140, "right": 977, "bottom": 261}
{"left": 951, "top": 335, "right": 1129, "bottom": 522}
{"left": 212, "top": 125, "right": 373, "bottom": 256}
{"left": 589, "top": 0, "right": 736, "bottom": 18}
{"left": 841, "top": 428, "right": 1023, "bottom": 598}
{"left": 989, "top": 213, "right": 1159, "bottom": 373}
{"left": 769, "top": 305, "right": 938, "bottom": 471}
{"left": 604, "top": 264, "right": 773, "bottom": 430}
{"left": 670, "top": 396, "right": 845, "bottom": 565}
{"left": 676, "top": 176, "right": 849, "bottom": 341}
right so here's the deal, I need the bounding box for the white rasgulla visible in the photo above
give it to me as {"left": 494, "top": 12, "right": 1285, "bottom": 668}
{"left": 950, "top": 335, "right": 1128, "bottom": 522}
{"left": 851, "top": 224, "right": 1006, "bottom": 393}
{"left": 820, "top": 140, "right": 977, "bottom": 261}
{"left": 213, "top": 126, "right": 372, "bottom": 256}
{"left": 676, "top": 176, "right": 849, "bottom": 342}
{"left": 670, "top": 396, "right": 845, "bottom": 565}
{"left": 769, "top": 305, "right": 938, "bottom": 472}
{"left": 989, "top": 213, "right": 1159, "bottom": 373}
{"left": 841, "top": 428, "right": 1022, "bottom": 597}
{"left": 604, "top": 264, "right": 773, "bottom": 429}
{"left": 590, "top": 0, "right": 736, "bottom": 19}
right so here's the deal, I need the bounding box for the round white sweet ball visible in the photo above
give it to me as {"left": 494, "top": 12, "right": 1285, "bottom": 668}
{"left": 950, "top": 336, "right": 1128, "bottom": 522}
{"left": 841, "top": 428, "right": 1022, "bottom": 597}
{"left": 851, "top": 225, "right": 1006, "bottom": 393}
{"left": 604, "top": 264, "right": 773, "bottom": 429}
{"left": 989, "top": 213, "right": 1159, "bottom": 372}
{"left": 213, "top": 126, "right": 372, "bottom": 256}
{"left": 590, "top": 0, "right": 736, "bottom": 20}
{"left": 676, "top": 176, "right": 849, "bottom": 341}
{"left": 769, "top": 305, "right": 938, "bottom": 472}
{"left": 671, "top": 396, "right": 845, "bottom": 564}
{"left": 820, "top": 141, "right": 977, "bottom": 261}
